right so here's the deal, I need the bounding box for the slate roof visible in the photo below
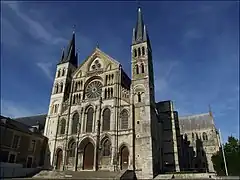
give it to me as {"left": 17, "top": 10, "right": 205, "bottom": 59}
{"left": 0, "top": 115, "right": 45, "bottom": 136}
{"left": 179, "top": 113, "right": 215, "bottom": 132}
{"left": 13, "top": 114, "right": 47, "bottom": 127}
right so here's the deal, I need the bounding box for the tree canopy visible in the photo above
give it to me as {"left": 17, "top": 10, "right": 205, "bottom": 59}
{"left": 212, "top": 136, "right": 240, "bottom": 176}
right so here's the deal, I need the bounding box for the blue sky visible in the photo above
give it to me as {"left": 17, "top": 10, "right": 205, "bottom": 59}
{"left": 1, "top": 1, "right": 239, "bottom": 141}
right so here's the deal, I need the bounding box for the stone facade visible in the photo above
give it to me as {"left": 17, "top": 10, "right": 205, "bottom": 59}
{"left": 43, "top": 7, "right": 220, "bottom": 179}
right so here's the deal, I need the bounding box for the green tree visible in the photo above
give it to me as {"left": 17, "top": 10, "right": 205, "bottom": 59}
{"left": 212, "top": 136, "right": 240, "bottom": 176}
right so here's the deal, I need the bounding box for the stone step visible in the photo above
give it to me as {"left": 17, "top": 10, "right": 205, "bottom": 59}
{"left": 66, "top": 170, "right": 122, "bottom": 179}
{"left": 32, "top": 170, "right": 66, "bottom": 179}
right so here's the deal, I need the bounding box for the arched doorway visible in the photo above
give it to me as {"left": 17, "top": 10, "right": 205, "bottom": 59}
{"left": 56, "top": 149, "right": 63, "bottom": 170}
{"left": 83, "top": 142, "right": 94, "bottom": 170}
{"left": 120, "top": 146, "right": 129, "bottom": 170}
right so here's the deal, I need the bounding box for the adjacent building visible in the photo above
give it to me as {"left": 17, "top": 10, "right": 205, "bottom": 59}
{"left": 0, "top": 115, "right": 47, "bottom": 168}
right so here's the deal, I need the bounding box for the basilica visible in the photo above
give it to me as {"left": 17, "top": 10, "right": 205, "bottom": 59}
{"left": 43, "top": 7, "right": 220, "bottom": 179}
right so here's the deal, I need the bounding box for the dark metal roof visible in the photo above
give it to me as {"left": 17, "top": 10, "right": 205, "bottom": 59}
{"left": 179, "top": 113, "right": 215, "bottom": 131}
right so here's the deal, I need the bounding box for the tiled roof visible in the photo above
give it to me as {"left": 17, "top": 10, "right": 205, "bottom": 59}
{"left": 179, "top": 113, "right": 215, "bottom": 131}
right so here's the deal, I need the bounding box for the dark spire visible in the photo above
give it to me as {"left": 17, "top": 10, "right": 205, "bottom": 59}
{"left": 135, "top": 7, "right": 144, "bottom": 42}
{"left": 59, "top": 27, "right": 78, "bottom": 67}
{"left": 61, "top": 48, "right": 65, "bottom": 61}
{"left": 132, "top": 7, "right": 151, "bottom": 49}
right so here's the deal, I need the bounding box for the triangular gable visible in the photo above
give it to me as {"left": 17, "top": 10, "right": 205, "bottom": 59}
{"left": 73, "top": 47, "right": 120, "bottom": 78}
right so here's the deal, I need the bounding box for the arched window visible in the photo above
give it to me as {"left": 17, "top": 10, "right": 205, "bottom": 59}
{"left": 74, "top": 82, "right": 78, "bottom": 92}
{"left": 137, "top": 93, "right": 141, "bottom": 102}
{"left": 102, "top": 108, "right": 111, "bottom": 131}
{"left": 202, "top": 132, "right": 208, "bottom": 141}
{"left": 62, "top": 68, "right": 65, "bottom": 76}
{"left": 59, "top": 83, "right": 63, "bottom": 93}
{"left": 55, "top": 84, "right": 59, "bottom": 94}
{"left": 77, "top": 81, "right": 80, "bottom": 91}
{"left": 134, "top": 49, "right": 137, "bottom": 57}
{"left": 59, "top": 119, "right": 66, "bottom": 135}
{"left": 86, "top": 107, "right": 94, "bottom": 132}
{"left": 110, "top": 88, "right": 113, "bottom": 97}
{"left": 73, "top": 95, "right": 76, "bottom": 104}
{"left": 102, "top": 139, "right": 111, "bottom": 156}
{"left": 141, "top": 63, "right": 144, "bottom": 73}
{"left": 184, "top": 133, "right": 188, "bottom": 140}
{"left": 142, "top": 46, "right": 145, "bottom": 55}
{"left": 68, "top": 141, "right": 76, "bottom": 157}
{"left": 135, "top": 65, "right": 139, "bottom": 74}
{"left": 138, "top": 47, "right": 141, "bottom": 56}
{"left": 57, "top": 69, "right": 61, "bottom": 77}
{"left": 80, "top": 81, "right": 83, "bottom": 89}
{"left": 104, "top": 89, "right": 107, "bottom": 99}
{"left": 120, "top": 109, "right": 128, "bottom": 129}
{"left": 107, "top": 88, "right": 110, "bottom": 99}
{"left": 55, "top": 104, "right": 59, "bottom": 113}
{"left": 192, "top": 132, "right": 195, "bottom": 140}
{"left": 105, "top": 75, "right": 108, "bottom": 85}
{"left": 72, "top": 113, "right": 79, "bottom": 134}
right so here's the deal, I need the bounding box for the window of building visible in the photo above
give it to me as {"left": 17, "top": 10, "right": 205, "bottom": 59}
{"left": 120, "top": 109, "right": 128, "bottom": 129}
{"left": 26, "top": 156, "right": 33, "bottom": 168}
{"left": 141, "top": 63, "right": 144, "bottom": 73}
{"left": 59, "top": 119, "right": 66, "bottom": 135}
{"left": 68, "top": 141, "right": 76, "bottom": 157}
{"left": 57, "top": 69, "right": 61, "bottom": 77}
{"left": 28, "top": 140, "right": 36, "bottom": 152}
{"left": 86, "top": 107, "right": 94, "bottom": 132}
{"left": 102, "top": 139, "right": 111, "bottom": 156}
{"left": 202, "top": 132, "right": 208, "bottom": 141}
{"left": 136, "top": 65, "right": 139, "bottom": 74}
{"left": 134, "top": 49, "right": 137, "bottom": 57}
{"left": 8, "top": 153, "right": 16, "bottom": 163}
{"left": 59, "top": 83, "right": 63, "bottom": 93}
{"left": 102, "top": 108, "right": 111, "bottom": 131}
{"left": 138, "top": 47, "right": 141, "bottom": 56}
{"left": 137, "top": 93, "right": 141, "bottom": 102}
{"left": 12, "top": 135, "right": 20, "bottom": 149}
{"left": 72, "top": 113, "right": 79, "bottom": 134}
{"left": 142, "top": 47, "right": 145, "bottom": 55}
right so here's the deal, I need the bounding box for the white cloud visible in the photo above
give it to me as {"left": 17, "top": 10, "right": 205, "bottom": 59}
{"left": 1, "top": 99, "right": 36, "bottom": 118}
{"left": 154, "top": 60, "right": 179, "bottom": 93}
{"left": 1, "top": 17, "right": 21, "bottom": 46}
{"left": 3, "top": 1, "right": 67, "bottom": 45}
{"left": 36, "top": 62, "right": 54, "bottom": 80}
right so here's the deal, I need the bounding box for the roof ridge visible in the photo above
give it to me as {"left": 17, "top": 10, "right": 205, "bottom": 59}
{"left": 13, "top": 114, "right": 47, "bottom": 119}
{"left": 179, "top": 113, "right": 209, "bottom": 118}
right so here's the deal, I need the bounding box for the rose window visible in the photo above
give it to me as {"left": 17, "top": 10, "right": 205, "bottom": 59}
{"left": 85, "top": 81, "right": 103, "bottom": 99}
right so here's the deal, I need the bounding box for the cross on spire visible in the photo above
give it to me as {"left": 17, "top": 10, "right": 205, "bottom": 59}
{"left": 137, "top": 0, "right": 141, "bottom": 8}
{"left": 73, "top": 24, "right": 76, "bottom": 34}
